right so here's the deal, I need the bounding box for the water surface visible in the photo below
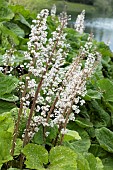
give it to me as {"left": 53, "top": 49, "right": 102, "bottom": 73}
{"left": 85, "top": 18, "right": 113, "bottom": 51}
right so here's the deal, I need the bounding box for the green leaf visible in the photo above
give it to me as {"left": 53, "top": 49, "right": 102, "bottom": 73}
{"left": 49, "top": 146, "right": 77, "bottom": 170}
{"left": 14, "top": 138, "right": 23, "bottom": 156}
{"left": 63, "top": 129, "right": 81, "bottom": 141}
{"left": 85, "top": 89, "right": 102, "bottom": 101}
{"left": 4, "top": 22, "right": 25, "bottom": 37}
{"left": 0, "top": 112, "right": 14, "bottom": 133}
{"left": 22, "top": 143, "right": 48, "bottom": 170}
{"left": 84, "top": 153, "right": 96, "bottom": 170}
{"left": 0, "top": 6, "right": 14, "bottom": 22}
{"left": 10, "top": 4, "right": 35, "bottom": 21}
{"left": 96, "top": 157, "right": 104, "bottom": 170}
{"left": 33, "top": 126, "right": 44, "bottom": 145}
{"left": 0, "top": 73, "right": 18, "bottom": 95}
{"left": 0, "top": 131, "right": 13, "bottom": 165}
{"left": 97, "top": 79, "right": 113, "bottom": 102}
{"left": 0, "top": 24, "right": 19, "bottom": 45}
{"left": 77, "top": 153, "right": 90, "bottom": 170}
{"left": 84, "top": 153, "right": 103, "bottom": 170}
{"left": 64, "top": 124, "right": 91, "bottom": 153}
{"left": 90, "top": 100, "right": 110, "bottom": 128}
{"left": 0, "top": 93, "right": 18, "bottom": 102}
{"left": 89, "top": 144, "right": 107, "bottom": 158}
{"left": 102, "top": 157, "right": 113, "bottom": 170}
{"left": 95, "top": 127, "right": 113, "bottom": 153}
{"left": 0, "top": 100, "right": 16, "bottom": 114}
{"left": 0, "top": 0, "right": 8, "bottom": 6}
{"left": 75, "top": 117, "right": 93, "bottom": 128}
{"left": 14, "top": 13, "right": 31, "bottom": 28}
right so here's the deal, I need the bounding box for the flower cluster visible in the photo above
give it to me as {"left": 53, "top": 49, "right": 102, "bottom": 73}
{"left": 23, "top": 9, "right": 100, "bottom": 144}
{"left": 19, "top": 9, "right": 71, "bottom": 143}
{"left": 0, "top": 47, "right": 16, "bottom": 75}
{"left": 11, "top": 8, "right": 101, "bottom": 151}
{"left": 51, "top": 4, "right": 56, "bottom": 17}
{"left": 58, "top": 10, "right": 71, "bottom": 28}
{"left": 50, "top": 35, "right": 101, "bottom": 138}
{"left": 74, "top": 10, "right": 85, "bottom": 34}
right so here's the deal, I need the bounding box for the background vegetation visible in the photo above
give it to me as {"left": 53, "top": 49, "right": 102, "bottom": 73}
{"left": 9, "top": 0, "right": 113, "bottom": 17}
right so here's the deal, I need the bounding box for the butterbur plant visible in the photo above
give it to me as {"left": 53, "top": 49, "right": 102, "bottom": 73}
{"left": 6, "top": 7, "right": 101, "bottom": 169}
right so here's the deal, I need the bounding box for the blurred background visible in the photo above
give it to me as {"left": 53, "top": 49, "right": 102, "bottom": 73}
{"left": 9, "top": 0, "right": 113, "bottom": 51}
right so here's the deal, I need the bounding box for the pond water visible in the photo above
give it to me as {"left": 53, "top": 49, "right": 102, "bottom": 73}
{"left": 84, "top": 18, "right": 113, "bottom": 51}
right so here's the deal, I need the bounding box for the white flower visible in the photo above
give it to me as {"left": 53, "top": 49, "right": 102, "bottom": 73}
{"left": 74, "top": 10, "right": 85, "bottom": 34}
{"left": 0, "top": 67, "right": 3, "bottom": 72}
{"left": 80, "top": 99, "right": 85, "bottom": 106}
{"left": 45, "top": 132, "right": 50, "bottom": 137}
{"left": 36, "top": 105, "right": 40, "bottom": 112}
{"left": 28, "top": 79, "right": 37, "bottom": 89}
{"left": 72, "top": 105, "right": 77, "bottom": 111}
{"left": 34, "top": 127, "right": 39, "bottom": 132}
{"left": 69, "top": 113, "right": 75, "bottom": 121}
{"left": 51, "top": 4, "right": 56, "bottom": 17}
{"left": 61, "top": 128, "right": 67, "bottom": 135}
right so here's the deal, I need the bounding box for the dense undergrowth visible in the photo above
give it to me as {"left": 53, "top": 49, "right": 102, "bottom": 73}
{"left": 0, "top": 0, "right": 113, "bottom": 170}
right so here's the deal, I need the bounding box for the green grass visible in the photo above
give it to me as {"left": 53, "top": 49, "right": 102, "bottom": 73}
{"left": 10, "top": 0, "right": 96, "bottom": 18}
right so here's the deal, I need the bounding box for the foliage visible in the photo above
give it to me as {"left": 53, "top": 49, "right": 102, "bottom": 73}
{"left": 0, "top": 1, "right": 113, "bottom": 170}
{"left": 9, "top": 0, "right": 96, "bottom": 17}
{"left": 94, "top": 0, "right": 112, "bottom": 15}
{"left": 22, "top": 144, "right": 77, "bottom": 169}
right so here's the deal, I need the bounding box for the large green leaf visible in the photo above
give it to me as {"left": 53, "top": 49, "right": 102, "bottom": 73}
{"left": 105, "top": 102, "right": 113, "bottom": 125}
{"left": 33, "top": 126, "right": 44, "bottom": 145}
{"left": 89, "top": 144, "right": 108, "bottom": 158}
{"left": 14, "top": 139, "right": 23, "bottom": 156}
{"left": 23, "top": 144, "right": 77, "bottom": 170}
{"left": 96, "top": 157, "right": 104, "bottom": 170}
{"left": 64, "top": 124, "right": 91, "bottom": 153}
{"left": 83, "top": 153, "right": 104, "bottom": 170}
{"left": 95, "top": 127, "right": 113, "bottom": 153}
{"left": 0, "top": 93, "right": 18, "bottom": 102}
{"left": 0, "top": 131, "right": 13, "bottom": 166}
{"left": 75, "top": 117, "right": 93, "bottom": 128}
{"left": 84, "top": 153, "right": 97, "bottom": 170}
{"left": 0, "top": 112, "right": 14, "bottom": 133}
{"left": 0, "top": 7, "right": 14, "bottom": 22}
{"left": 14, "top": 13, "right": 31, "bottom": 28}
{"left": 97, "top": 79, "right": 113, "bottom": 102}
{"left": 0, "top": 24, "right": 19, "bottom": 45}
{"left": 90, "top": 100, "right": 110, "bottom": 128}
{"left": 0, "top": 100, "right": 16, "bottom": 114}
{"left": 0, "top": 73, "right": 18, "bottom": 95}
{"left": 77, "top": 153, "right": 90, "bottom": 170}
{"left": 0, "top": 0, "right": 8, "bottom": 6}
{"left": 85, "top": 89, "right": 102, "bottom": 101}
{"left": 102, "top": 157, "right": 113, "bottom": 170}
{"left": 63, "top": 129, "right": 81, "bottom": 141}
{"left": 0, "top": 1, "right": 14, "bottom": 22}
{"left": 22, "top": 144, "right": 48, "bottom": 170}
{"left": 0, "top": 112, "right": 14, "bottom": 167}
{"left": 10, "top": 5, "right": 35, "bottom": 21}
{"left": 46, "top": 124, "right": 58, "bottom": 143}
{"left": 49, "top": 146, "right": 77, "bottom": 170}
{"left": 4, "top": 22, "right": 25, "bottom": 37}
